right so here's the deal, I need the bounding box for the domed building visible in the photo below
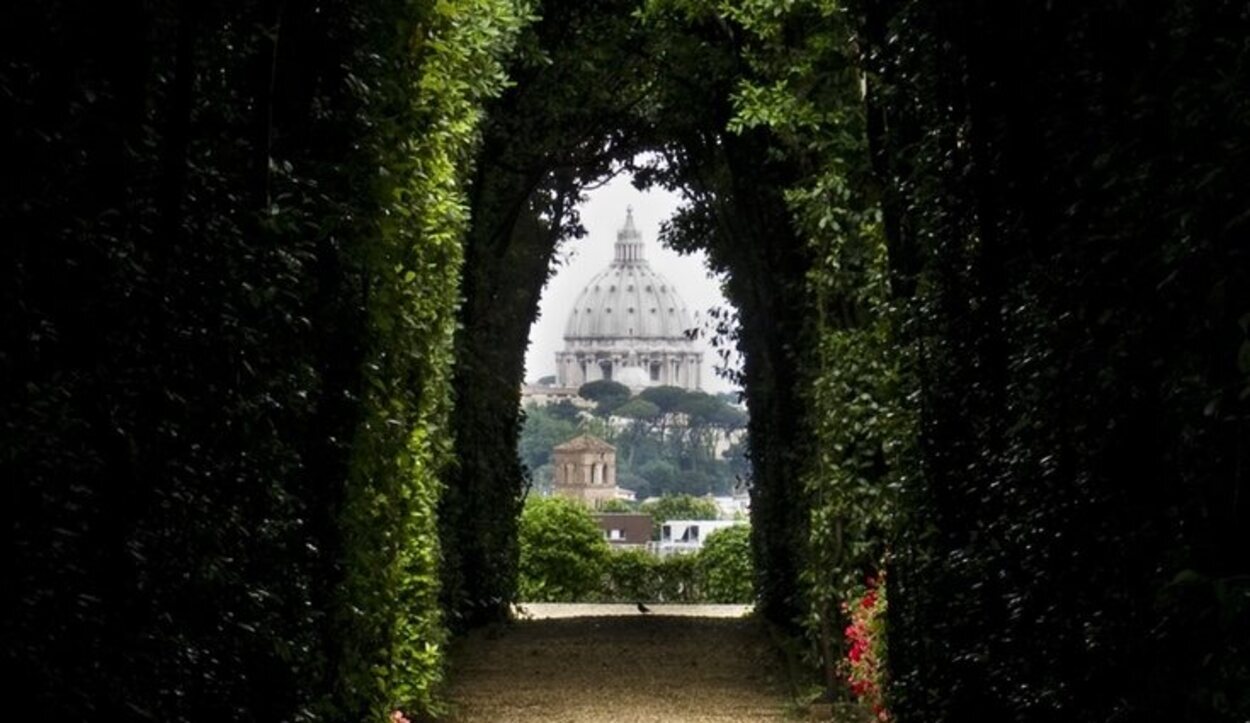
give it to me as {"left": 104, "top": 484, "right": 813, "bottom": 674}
{"left": 555, "top": 208, "right": 704, "bottom": 391}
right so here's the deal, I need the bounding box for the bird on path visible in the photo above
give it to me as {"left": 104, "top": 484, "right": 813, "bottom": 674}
{"left": 636, "top": 602, "right": 652, "bottom": 614}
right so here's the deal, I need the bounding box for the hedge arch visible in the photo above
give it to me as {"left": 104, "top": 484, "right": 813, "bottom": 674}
{"left": 5, "top": 1, "right": 1247, "bottom": 722}
{"left": 438, "top": 0, "right": 884, "bottom": 640}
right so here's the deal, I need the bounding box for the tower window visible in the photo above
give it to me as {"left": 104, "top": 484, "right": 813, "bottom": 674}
{"left": 628, "top": 307, "right": 634, "bottom": 314}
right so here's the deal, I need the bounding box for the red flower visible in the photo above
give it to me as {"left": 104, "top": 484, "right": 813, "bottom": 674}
{"left": 842, "top": 573, "right": 891, "bottom": 722}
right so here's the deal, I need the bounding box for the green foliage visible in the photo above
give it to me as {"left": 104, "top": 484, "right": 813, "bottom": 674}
{"left": 601, "top": 548, "right": 661, "bottom": 601}
{"left": 548, "top": 399, "right": 584, "bottom": 423}
{"left": 518, "top": 388, "right": 746, "bottom": 499}
{"left": 699, "top": 0, "right": 907, "bottom": 698}
{"left": 618, "top": 388, "right": 748, "bottom": 497}
{"left": 518, "top": 402, "right": 580, "bottom": 475}
{"left": 600, "top": 550, "right": 705, "bottom": 603}
{"left": 614, "top": 397, "right": 662, "bottom": 420}
{"left": 638, "top": 459, "right": 681, "bottom": 493}
{"left": 18, "top": 0, "right": 1244, "bottom": 721}
{"left": 651, "top": 553, "right": 705, "bottom": 603}
{"left": 578, "top": 380, "right": 632, "bottom": 415}
{"left": 698, "top": 526, "right": 755, "bottom": 603}
{"left": 854, "top": 1, "right": 1250, "bottom": 720}
{"left": 517, "top": 497, "right": 610, "bottom": 602}
{"left": 638, "top": 385, "right": 690, "bottom": 413}
{"left": 338, "top": 0, "right": 532, "bottom": 716}
{"left": 3, "top": 0, "right": 531, "bottom": 719}
{"left": 641, "top": 494, "right": 722, "bottom": 528}
{"left": 598, "top": 499, "right": 636, "bottom": 513}
{"left": 677, "top": 391, "right": 748, "bottom": 429}
{"left": 636, "top": 0, "right": 819, "bottom": 628}
{"left": 441, "top": 0, "right": 652, "bottom": 631}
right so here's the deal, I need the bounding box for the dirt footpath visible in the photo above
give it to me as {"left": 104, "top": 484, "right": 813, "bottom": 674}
{"left": 443, "top": 611, "right": 793, "bottom": 722}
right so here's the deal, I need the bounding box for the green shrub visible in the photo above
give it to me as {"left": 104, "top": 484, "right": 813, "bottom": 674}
{"left": 602, "top": 548, "right": 658, "bottom": 601}
{"left": 652, "top": 553, "right": 703, "bottom": 603}
{"left": 598, "top": 550, "right": 707, "bottom": 603}
{"left": 641, "top": 494, "right": 721, "bottom": 529}
{"left": 698, "top": 526, "right": 755, "bottom": 603}
{"left": 518, "top": 497, "right": 610, "bottom": 601}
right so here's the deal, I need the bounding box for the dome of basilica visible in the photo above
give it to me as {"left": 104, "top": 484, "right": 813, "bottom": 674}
{"left": 555, "top": 208, "right": 704, "bottom": 391}
{"left": 564, "top": 213, "right": 695, "bottom": 340}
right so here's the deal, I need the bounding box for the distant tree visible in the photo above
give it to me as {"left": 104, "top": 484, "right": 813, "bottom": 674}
{"left": 639, "top": 385, "right": 688, "bottom": 412}
{"left": 680, "top": 469, "right": 722, "bottom": 497}
{"left": 598, "top": 498, "right": 635, "bottom": 513}
{"left": 548, "top": 399, "right": 583, "bottom": 423}
{"left": 638, "top": 459, "right": 679, "bottom": 493}
{"left": 615, "top": 471, "right": 652, "bottom": 501}
{"left": 518, "top": 403, "right": 579, "bottom": 473}
{"left": 677, "top": 391, "right": 746, "bottom": 429}
{"left": 536, "top": 375, "right": 557, "bottom": 386}
{"left": 614, "top": 397, "right": 661, "bottom": 467}
{"left": 530, "top": 463, "right": 555, "bottom": 495}
{"left": 517, "top": 497, "right": 609, "bottom": 602}
{"left": 639, "top": 385, "right": 690, "bottom": 442}
{"left": 577, "top": 380, "right": 631, "bottom": 416}
{"left": 698, "top": 525, "right": 753, "bottom": 603}
{"left": 641, "top": 494, "right": 721, "bottom": 528}
{"left": 613, "top": 397, "right": 660, "bottom": 421}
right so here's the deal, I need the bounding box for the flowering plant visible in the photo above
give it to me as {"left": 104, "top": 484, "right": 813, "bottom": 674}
{"left": 843, "top": 575, "right": 890, "bottom": 721}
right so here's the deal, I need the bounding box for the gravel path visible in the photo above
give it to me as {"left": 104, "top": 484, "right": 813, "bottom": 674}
{"left": 443, "top": 608, "right": 793, "bottom": 722}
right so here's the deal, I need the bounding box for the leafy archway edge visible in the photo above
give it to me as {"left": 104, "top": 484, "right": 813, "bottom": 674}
{"left": 439, "top": 0, "right": 848, "bottom": 639}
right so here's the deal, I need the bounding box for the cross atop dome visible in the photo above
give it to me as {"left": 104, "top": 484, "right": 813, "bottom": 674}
{"left": 615, "top": 207, "right": 644, "bottom": 262}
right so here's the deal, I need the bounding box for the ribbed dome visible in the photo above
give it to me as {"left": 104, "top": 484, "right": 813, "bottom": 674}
{"left": 564, "top": 208, "right": 695, "bottom": 341}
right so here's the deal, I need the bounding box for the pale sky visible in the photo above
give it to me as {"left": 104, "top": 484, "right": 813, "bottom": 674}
{"left": 523, "top": 172, "right": 739, "bottom": 393}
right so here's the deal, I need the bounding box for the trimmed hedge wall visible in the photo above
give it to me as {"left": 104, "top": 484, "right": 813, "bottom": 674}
{"left": 855, "top": 1, "right": 1250, "bottom": 720}
{"left": 2, "top": 0, "right": 528, "bottom": 719}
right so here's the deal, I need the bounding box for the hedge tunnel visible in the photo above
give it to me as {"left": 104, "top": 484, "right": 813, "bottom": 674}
{"left": 3, "top": 1, "right": 1247, "bottom": 722}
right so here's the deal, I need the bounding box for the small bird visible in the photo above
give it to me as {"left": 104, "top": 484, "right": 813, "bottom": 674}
{"left": 636, "top": 602, "right": 652, "bottom": 614}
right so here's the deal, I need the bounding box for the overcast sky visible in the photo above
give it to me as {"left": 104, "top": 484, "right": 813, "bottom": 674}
{"left": 523, "top": 173, "right": 739, "bottom": 393}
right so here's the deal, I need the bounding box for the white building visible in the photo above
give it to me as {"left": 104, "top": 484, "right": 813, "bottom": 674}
{"left": 654, "top": 519, "right": 747, "bottom": 557}
{"left": 555, "top": 208, "right": 704, "bottom": 391}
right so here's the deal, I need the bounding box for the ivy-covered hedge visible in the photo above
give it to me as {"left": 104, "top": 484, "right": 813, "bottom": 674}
{"left": 2, "top": 0, "right": 528, "bottom": 720}
{"left": 658, "top": 1, "right": 907, "bottom": 696}
{"left": 442, "top": 0, "right": 653, "bottom": 630}
{"left": 854, "top": 1, "right": 1250, "bottom": 720}
{"left": 337, "top": 0, "right": 530, "bottom": 717}
{"left": 653, "top": 5, "right": 1249, "bottom": 722}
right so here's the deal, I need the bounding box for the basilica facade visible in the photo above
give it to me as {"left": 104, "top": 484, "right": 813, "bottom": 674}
{"left": 555, "top": 209, "right": 704, "bottom": 391}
